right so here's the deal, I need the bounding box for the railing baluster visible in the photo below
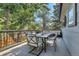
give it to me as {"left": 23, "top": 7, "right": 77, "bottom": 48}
{"left": 13, "top": 32, "right": 14, "bottom": 44}
{"left": 7, "top": 32, "right": 9, "bottom": 45}
{"left": 5, "top": 32, "right": 7, "bottom": 46}
{"left": 10, "top": 32, "right": 12, "bottom": 44}
{"left": 17, "top": 32, "right": 19, "bottom": 42}
{"left": 0, "top": 33, "right": 2, "bottom": 48}
{"left": 6, "top": 32, "right": 8, "bottom": 46}
{"left": 2, "top": 33, "right": 4, "bottom": 48}
{"left": 8, "top": 32, "right": 10, "bottom": 45}
{"left": 9, "top": 32, "right": 10, "bottom": 45}
{"left": 16, "top": 32, "right": 17, "bottom": 43}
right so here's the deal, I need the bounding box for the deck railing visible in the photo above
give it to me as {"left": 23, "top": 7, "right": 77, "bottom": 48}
{"left": 0, "top": 30, "right": 41, "bottom": 51}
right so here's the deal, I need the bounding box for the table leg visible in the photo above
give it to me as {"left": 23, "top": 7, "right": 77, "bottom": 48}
{"left": 44, "top": 37, "right": 47, "bottom": 52}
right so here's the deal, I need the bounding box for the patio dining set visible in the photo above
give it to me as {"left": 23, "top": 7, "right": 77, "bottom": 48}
{"left": 26, "top": 31, "right": 62, "bottom": 56}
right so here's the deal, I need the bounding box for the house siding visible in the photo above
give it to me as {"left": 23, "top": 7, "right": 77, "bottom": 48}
{"left": 62, "top": 27, "right": 79, "bottom": 55}
{"left": 62, "top": 3, "right": 79, "bottom": 56}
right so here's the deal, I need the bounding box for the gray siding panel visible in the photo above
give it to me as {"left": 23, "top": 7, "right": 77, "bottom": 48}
{"left": 62, "top": 28, "right": 79, "bottom": 55}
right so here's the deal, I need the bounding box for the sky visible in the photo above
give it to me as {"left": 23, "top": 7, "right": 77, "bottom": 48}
{"left": 35, "top": 3, "right": 55, "bottom": 23}
{"left": 48, "top": 3, "right": 55, "bottom": 11}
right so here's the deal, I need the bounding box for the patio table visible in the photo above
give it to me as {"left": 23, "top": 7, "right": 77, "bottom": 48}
{"left": 36, "top": 32, "right": 54, "bottom": 52}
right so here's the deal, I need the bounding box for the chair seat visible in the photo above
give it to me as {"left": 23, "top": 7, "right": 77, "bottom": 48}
{"left": 47, "top": 35, "right": 57, "bottom": 46}
{"left": 28, "top": 42, "right": 42, "bottom": 47}
{"left": 46, "top": 40, "right": 54, "bottom": 46}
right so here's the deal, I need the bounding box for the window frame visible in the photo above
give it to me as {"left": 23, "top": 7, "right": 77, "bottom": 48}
{"left": 66, "top": 4, "right": 77, "bottom": 27}
{"left": 75, "top": 3, "right": 77, "bottom": 26}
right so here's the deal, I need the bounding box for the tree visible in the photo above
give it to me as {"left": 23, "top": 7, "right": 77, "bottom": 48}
{"left": 35, "top": 4, "right": 50, "bottom": 30}
{"left": 53, "top": 4, "right": 59, "bottom": 20}
{"left": 50, "top": 4, "right": 63, "bottom": 30}
{"left": 0, "top": 3, "right": 50, "bottom": 30}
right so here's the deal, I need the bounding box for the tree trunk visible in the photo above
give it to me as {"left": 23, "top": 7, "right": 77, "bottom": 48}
{"left": 42, "top": 17, "right": 46, "bottom": 31}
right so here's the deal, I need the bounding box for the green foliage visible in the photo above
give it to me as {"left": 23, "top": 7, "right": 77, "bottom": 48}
{"left": 0, "top": 3, "right": 63, "bottom": 31}
{"left": 53, "top": 4, "right": 59, "bottom": 20}
{"left": 50, "top": 4, "right": 63, "bottom": 30}
{"left": 0, "top": 3, "right": 49, "bottom": 30}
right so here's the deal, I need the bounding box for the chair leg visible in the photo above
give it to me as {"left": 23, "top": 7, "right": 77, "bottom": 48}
{"left": 28, "top": 47, "right": 36, "bottom": 53}
{"left": 43, "top": 38, "right": 46, "bottom": 52}
{"left": 28, "top": 46, "right": 43, "bottom": 56}
{"left": 54, "top": 40, "right": 57, "bottom": 52}
{"left": 37, "top": 48, "right": 43, "bottom": 56}
{"left": 44, "top": 42, "right": 46, "bottom": 52}
{"left": 54, "top": 43, "right": 56, "bottom": 52}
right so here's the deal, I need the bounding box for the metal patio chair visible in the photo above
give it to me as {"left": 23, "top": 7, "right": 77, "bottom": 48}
{"left": 26, "top": 31, "right": 43, "bottom": 56}
{"left": 46, "top": 33, "right": 57, "bottom": 52}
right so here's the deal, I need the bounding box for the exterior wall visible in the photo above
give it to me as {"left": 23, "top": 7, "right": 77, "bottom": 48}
{"left": 62, "top": 27, "right": 79, "bottom": 56}
{"left": 77, "top": 4, "right": 79, "bottom": 26}
{"left": 62, "top": 3, "right": 79, "bottom": 55}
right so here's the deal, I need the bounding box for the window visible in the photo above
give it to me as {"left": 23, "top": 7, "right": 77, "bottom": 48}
{"left": 66, "top": 4, "right": 77, "bottom": 27}
{"left": 67, "top": 4, "right": 75, "bottom": 27}
{"left": 68, "top": 8, "right": 73, "bottom": 25}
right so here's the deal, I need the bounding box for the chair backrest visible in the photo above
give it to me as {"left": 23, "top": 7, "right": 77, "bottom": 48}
{"left": 49, "top": 33, "right": 57, "bottom": 40}
{"left": 54, "top": 33, "right": 57, "bottom": 39}
{"left": 27, "top": 31, "right": 37, "bottom": 44}
{"left": 26, "top": 31, "right": 43, "bottom": 47}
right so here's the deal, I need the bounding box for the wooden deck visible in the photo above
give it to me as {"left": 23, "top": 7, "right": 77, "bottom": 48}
{"left": 0, "top": 38, "right": 70, "bottom": 56}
